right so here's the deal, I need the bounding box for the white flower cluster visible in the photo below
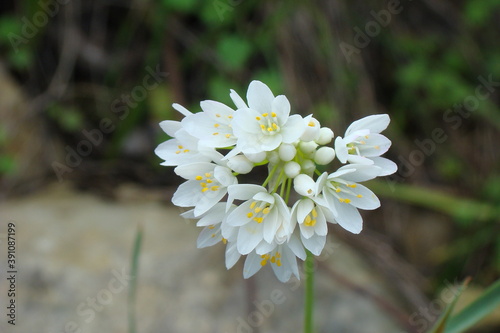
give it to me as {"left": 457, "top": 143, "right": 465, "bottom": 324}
{"left": 155, "top": 80, "right": 396, "bottom": 282}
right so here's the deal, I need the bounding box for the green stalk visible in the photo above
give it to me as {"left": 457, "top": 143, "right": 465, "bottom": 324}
{"left": 304, "top": 250, "right": 315, "bottom": 333}
{"left": 128, "top": 225, "right": 143, "bottom": 333}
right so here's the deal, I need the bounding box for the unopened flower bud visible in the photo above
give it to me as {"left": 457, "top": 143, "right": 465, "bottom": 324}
{"left": 279, "top": 143, "right": 297, "bottom": 162}
{"left": 300, "top": 116, "right": 321, "bottom": 141}
{"left": 301, "top": 159, "right": 316, "bottom": 176}
{"left": 294, "top": 174, "right": 316, "bottom": 197}
{"left": 316, "top": 127, "right": 334, "bottom": 145}
{"left": 267, "top": 151, "right": 280, "bottom": 164}
{"left": 227, "top": 155, "right": 254, "bottom": 174}
{"left": 314, "top": 147, "right": 336, "bottom": 165}
{"left": 284, "top": 161, "right": 301, "bottom": 178}
{"left": 245, "top": 151, "right": 266, "bottom": 163}
{"left": 299, "top": 141, "right": 318, "bottom": 156}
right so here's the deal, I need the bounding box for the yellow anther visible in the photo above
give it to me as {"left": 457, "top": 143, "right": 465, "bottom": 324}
{"left": 195, "top": 176, "right": 203, "bottom": 180}
{"left": 260, "top": 124, "right": 266, "bottom": 130}
{"left": 210, "top": 186, "right": 219, "bottom": 191}
{"left": 305, "top": 215, "right": 312, "bottom": 225}
{"left": 202, "top": 187, "right": 209, "bottom": 193}
{"left": 178, "top": 145, "right": 183, "bottom": 149}
{"left": 311, "top": 219, "right": 317, "bottom": 226}
{"left": 276, "top": 252, "right": 281, "bottom": 258}
{"left": 347, "top": 184, "right": 357, "bottom": 188}
{"left": 228, "top": 115, "right": 233, "bottom": 119}
{"left": 311, "top": 209, "right": 318, "bottom": 218}
{"left": 267, "top": 127, "right": 273, "bottom": 132}
{"left": 365, "top": 135, "right": 369, "bottom": 139}
{"left": 255, "top": 116, "right": 261, "bottom": 120}
{"left": 271, "top": 112, "right": 277, "bottom": 117}
{"left": 175, "top": 150, "right": 181, "bottom": 154}
{"left": 262, "top": 207, "right": 270, "bottom": 214}
{"left": 254, "top": 207, "right": 262, "bottom": 213}
{"left": 225, "top": 134, "right": 231, "bottom": 138}
{"left": 262, "top": 113, "right": 268, "bottom": 117}
{"left": 339, "top": 198, "right": 345, "bottom": 203}
{"left": 344, "top": 199, "right": 351, "bottom": 204}
{"left": 216, "top": 113, "right": 221, "bottom": 117}
{"left": 261, "top": 259, "right": 267, "bottom": 266}
{"left": 213, "top": 132, "right": 219, "bottom": 135}
{"left": 200, "top": 182, "right": 207, "bottom": 187}
{"left": 307, "top": 189, "right": 313, "bottom": 194}
{"left": 360, "top": 140, "right": 366, "bottom": 144}
{"left": 205, "top": 173, "right": 211, "bottom": 177}
{"left": 183, "top": 149, "right": 190, "bottom": 153}
{"left": 375, "top": 145, "right": 380, "bottom": 150}
{"left": 247, "top": 212, "right": 254, "bottom": 218}
{"left": 211, "top": 233, "right": 216, "bottom": 238}
{"left": 214, "top": 123, "right": 220, "bottom": 128}
{"left": 357, "top": 194, "right": 363, "bottom": 198}
{"left": 254, "top": 217, "right": 264, "bottom": 223}
{"left": 250, "top": 201, "right": 257, "bottom": 209}
{"left": 308, "top": 121, "right": 315, "bottom": 127}
{"left": 222, "top": 238, "right": 227, "bottom": 244}
{"left": 276, "top": 259, "right": 282, "bottom": 267}
{"left": 271, "top": 256, "right": 276, "bottom": 263}
{"left": 208, "top": 225, "right": 215, "bottom": 229}
{"left": 336, "top": 188, "right": 341, "bottom": 193}
{"left": 206, "top": 179, "right": 213, "bottom": 183}
{"left": 272, "top": 123, "right": 278, "bottom": 129}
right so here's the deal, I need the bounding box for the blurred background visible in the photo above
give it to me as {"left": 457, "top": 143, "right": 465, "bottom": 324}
{"left": 0, "top": 0, "right": 499, "bottom": 332}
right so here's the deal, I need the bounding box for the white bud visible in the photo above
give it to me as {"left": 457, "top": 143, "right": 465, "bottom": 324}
{"left": 284, "top": 161, "right": 301, "bottom": 178}
{"left": 299, "top": 141, "right": 318, "bottom": 156}
{"left": 278, "top": 143, "right": 297, "bottom": 162}
{"left": 300, "top": 116, "right": 321, "bottom": 141}
{"left": 314, "top": 147, "right": 336, "bottom": 165}
{"left": 227, "top": 155, "right": 253, "bottom": 174}
{"left": 301, "top": 159, "right": 316, "bottom": 176}
{"left": 267, "top": 151, "right": 280, "bottom": 164}
{"left": 316, "top": 127, "right": 334, "bottom": 145}
{"left": 293, "top": 174, "right": 316, "bottom": 197}
{"left": 245, "top": 151, "right": 266, "bottom": 163}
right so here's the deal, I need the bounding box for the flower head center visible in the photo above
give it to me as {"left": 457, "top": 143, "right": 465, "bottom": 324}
{"left": 247, "top": 200, "right": 272, "bottom": 223}
{"left": 256, "top": 112, "right": 280, "bottom": 135}
{"left": 196, "top": 172, "right": 220, "bottom": 193}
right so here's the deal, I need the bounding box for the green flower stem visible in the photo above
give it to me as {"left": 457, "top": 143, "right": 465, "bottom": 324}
{"left": 304, "top": 250, "right": 315, "bottom": 333}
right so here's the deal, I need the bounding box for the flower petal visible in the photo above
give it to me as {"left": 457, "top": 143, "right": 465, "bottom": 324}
{"left": 247, "top": 80, "right": 274, "bottom": 113}
{"left": 346, "top": 114, "right": 390, "bottom": 135}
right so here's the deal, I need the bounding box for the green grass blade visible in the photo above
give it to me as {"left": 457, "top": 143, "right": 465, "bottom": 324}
{"left": 444, "top": 278, "right": 500, "bottom": 333}
{"left": 128, "top": 224, "right": 143, "bottom": 333}
{"left": 427, "top": 278, "right": 471, "bottom": 333}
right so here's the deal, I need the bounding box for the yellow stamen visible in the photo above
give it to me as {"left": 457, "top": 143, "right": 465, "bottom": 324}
{"left": 254, "top": 217, "right": 264, "bottom": 223}
{"left": 261, "top": 259, "right": 267, "bottom": 266}
{"left": 228, "top": 115, "right": 233, "bottom": 119}
{"left": 183, "top": 149, "right": 190, "bottom": 153}
{"left": 200, "top": 183, "right": 207, "bottom": 187}
{"left": 357, "top": 194, "right": 363, "bottom": 198}
{"left": 276, "top": 259, "right": 282, "bottom": 267}
{"left": 262, "top": 207, "right": 270, "bottom": 214}
{"left": 205, "top": 173, "right": 211, "bottom": 177}
{"left": 225, "top": 134, "right": 231, "bottom": 138}
{"left": 375, "top": 145, "right": 380, "bottom": 149}
{"left": 255, "top": 116, "right": 261, "bottom": 120}
{"left": 250, "top": 201, "right": 257, "bottom": 209}
{"left": 347, "top": 184, "right": 357, "bottom": 188}
{"left": 339, "top": 198, "right": 345, "bottom": 203}
{"left": 336, "top": 188, "right": 341, "bottom": 193}
{"left": 308, "top": 121, "right": 315, "bottom": 127}
{"left": 210, "top": 186, "right": 219, "bottom": 191}
{"left": 344, "top": 198, "right": 351, "bottom": 204}
{"left": 214, "top": 123, "right": 220, "bottom": 128}
{"left": 271, "top": 256, "right": 276, "bottom": 263}
{"left": 267, "top": 127, "right": 273, "bottom": 132}
{"left": 195, "top": 176, "right": 203, "bottom": 180}
{"left": 271, "top": 112, "right": 277, "bottom": 117}
{"left": 206, "top": 179, "right": 213, "bottom": 183}
{"left": 247, "top": 212, "right": 254, "bottom": 218}
{"left": 272, "top": 123, "right": 278, "bottom": 129}
{"left": 213, "top": 132, "right": 219, "bottom": 135}
{"left": 216, "top": 113, "right": 221, "bottom": 117}
{"left": 202, "top": 188, "right": 209, "bottom": 193}
{"left": 262, "top": 113, "right": 268, "bottom": 117}
{"left": 254, "top": 207, "right": 262, "bottom": 213}
{"left": 175, "top": 150, "right": 180, "bottom": 154}
{"left": 208, "top": 225, "right": 215, "bottom": 229}
{"left": 311, "top": 209, "right": 318, "bottom": 218}
{"left": 260, "top": 124, "right": 266, "bottom": 130}
{"left": 305, "top": 215, "right": 312, "bottom": 225}
{"left": 178, "top": 145, "right": 183, "bottom": 149}
{"left": 222, "top": 238, "right": 227, "bottom": 244}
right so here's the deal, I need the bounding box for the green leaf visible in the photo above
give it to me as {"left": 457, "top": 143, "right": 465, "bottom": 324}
{"left": 161, "top": 0, "right": 199, "bottom": 13}
{"left": 216, "top": 35, "right": 253, "bottom": 70}
{"left": 444, "top": 279, "right": 500, "bottom": 333}
{"left": 427, "top": 278, "right": 470, "bottom": 333}
{"left": 128, "top": 225, "right": 143, "bottom": 333}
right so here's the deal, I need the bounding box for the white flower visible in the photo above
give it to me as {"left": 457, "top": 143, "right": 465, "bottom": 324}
{"left": 226, "top": 184, "right": 294, "bottom": 255}
{"left": 232, "top": 81, "right": 305, "bottom": 154}
{"left": 172, "top": 162, "right": 237, "bottom": 216}
{"left": 317, "top": 164, "right": 381, "bottom": 234}
{"left": 291, "top": 198, "right": 330, "bottom": 255}
{"left": 182, "top": 100, "right": 237, "bottom": 148}
{"left": 334, "top": 114, "right": 397, "bottom": 176}
{"left": 243, "top": 235, "right": 306, "bottom": 282}
{"left": 154, "top": 128, "right": 219, "bottom": 167}
{"left": 300, "top": 115, "right": 321, "bottom": 142}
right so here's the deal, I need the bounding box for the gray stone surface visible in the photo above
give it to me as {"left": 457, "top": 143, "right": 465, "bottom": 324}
{"left": 0, "top": 183, "right": 402, "bottom": 333}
